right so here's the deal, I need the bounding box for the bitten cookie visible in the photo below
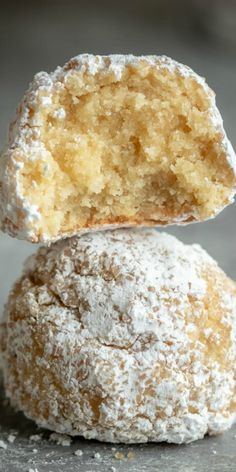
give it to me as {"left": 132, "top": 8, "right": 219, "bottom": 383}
{"left": 1, "top": 229, "right": 236, "bottom": 443}
{"left": 0, "top": 54, "right": 235, "bottom": 242}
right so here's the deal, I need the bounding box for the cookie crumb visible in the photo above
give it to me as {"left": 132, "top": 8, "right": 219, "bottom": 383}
{"left": 49, "top": 432, "right": 72, "bottom": 446}
{"left": 0, "top": 439, "right": 7, "bottom": 449}
{"left": 127, "top": 451, "right": 135, "bottom": 459}
{"left": 0, "top": 440, "right": 7, "bottom": 450}
{"left": 29, "top": 434, "right": 42, "bottom": 442}
{"left": 7, "top": 434, "right": 16, "bottom": 443}
{"left": 114, "top": 451, "right": 125, "bottom": 460}
{"left": 74, "top": 449, "right": 83, "bottom": 456}
{"left": 93, "top": 452, "right": 101, "bottom": 460}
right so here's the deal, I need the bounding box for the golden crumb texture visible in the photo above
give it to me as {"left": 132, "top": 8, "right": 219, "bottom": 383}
{"left": 1, "top": 229, "right": 236, "bottom": 443}
{"left": 0, "top": 54, "right": 236, "bottom": 242}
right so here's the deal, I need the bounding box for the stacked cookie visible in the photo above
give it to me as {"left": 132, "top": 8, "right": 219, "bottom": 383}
{"left": 0, "top": 54, "right": 236, "bottom": 444}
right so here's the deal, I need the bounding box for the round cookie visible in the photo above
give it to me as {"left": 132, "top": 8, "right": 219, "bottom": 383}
{"left": 1, "top": 229, "right": 236, "bottom": 444}
{"left": 0, "top": 54, "right": 235, "bottom": 242}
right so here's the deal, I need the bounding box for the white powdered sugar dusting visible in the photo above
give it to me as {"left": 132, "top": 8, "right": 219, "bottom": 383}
{"left": 2, "top": 229, "right": 236, "bottom": 444}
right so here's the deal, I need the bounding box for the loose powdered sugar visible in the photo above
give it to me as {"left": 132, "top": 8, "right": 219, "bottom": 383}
{"left": 2, "top": 229, "right": 236, "bottom": 444}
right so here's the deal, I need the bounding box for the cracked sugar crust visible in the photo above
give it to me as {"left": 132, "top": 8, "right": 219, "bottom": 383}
{"left": 1, "top": 228, "right": 236, "bottom": 444}
{"left": 0, "top": 54, "right": 236, "bottom": 242}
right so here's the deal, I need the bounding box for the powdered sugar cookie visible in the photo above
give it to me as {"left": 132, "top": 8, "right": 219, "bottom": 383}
{"left": 2, "top": 229, "right": 236, "bottom": 443}
{"left": 0, "top": 54, "right": 235, "bottom": 242}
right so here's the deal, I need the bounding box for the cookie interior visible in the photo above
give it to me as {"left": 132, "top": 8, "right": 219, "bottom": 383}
{"left": 19, "top": 61, "right": 235, "bottom": 239}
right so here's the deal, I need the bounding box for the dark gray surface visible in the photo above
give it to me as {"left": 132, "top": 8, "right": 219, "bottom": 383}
{"left": 0, "top": 1, "right": 236, "bottom": 471}
{"left": 0, "top": 383, "right": 236, "bottom": 472}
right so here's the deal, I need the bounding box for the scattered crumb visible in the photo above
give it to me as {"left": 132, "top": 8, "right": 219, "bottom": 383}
{"left": 29, "top": 434, "right": 42, "bottom": 442}
{"left": 49, "top": 432, "right": 72, "bottom": 446}
{"left": 127, "top": 451, "right": 135, "bottom": 460}
{"left": 93, "top": 452, "right": 101, "bottom": 460}
{"left": 28, "top": 469, "right": 39, "bottom": 472}
{"left": 0, "top": 440, "right": 7, "bottom": 450}
{"left": 61, "top": 439, "right": 71, "bottom": 447}
{"left": 114, "top": 451, "right": 125, "bottom": 460}
{"left": 110, "top": 467, "right": 117, "bottom": 472}
{"left": 212, "top": 450, "right": 217, "bottom": 455}
{"left": 7, "top": 434, "right": 16, "bottom": 443}
{"left": 74, "top": 448, "right": 83, "bottom": 457}
{"left": 32, "top": 448, "right": 38, "bottom": 453}
{"left": 111, "top": 447, "right": 117, "bottom": 451}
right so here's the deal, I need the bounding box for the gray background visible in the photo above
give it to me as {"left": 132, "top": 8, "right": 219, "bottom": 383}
{"left": 0, "top": 1, "right": 236, "bottom": 470}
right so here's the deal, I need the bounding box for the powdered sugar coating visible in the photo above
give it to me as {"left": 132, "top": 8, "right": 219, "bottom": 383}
{"left": 2, "top": 229, "right": 236, "bottom": 443}
{"left": 0, "top": 54, "right": 235, "bottom": 242}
